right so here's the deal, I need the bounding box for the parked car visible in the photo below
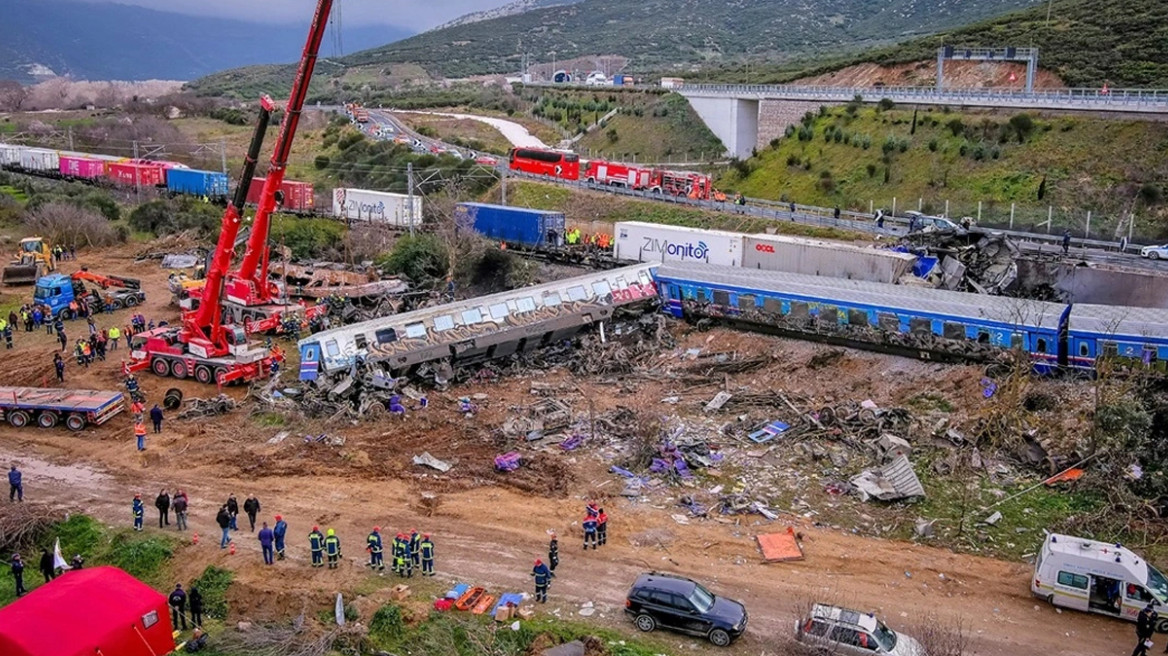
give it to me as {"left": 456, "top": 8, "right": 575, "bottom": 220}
{"left": 904, "top": 210, "right": 964, "bottom": 234}
{"left": 624, "top": 572, "right": 747, "bottom": 647}
{"left": 1141, "top": 244, "right": 1168, "bottom": 260}
{"left": 795, "top": 604, "right": 923, "bottom": 655}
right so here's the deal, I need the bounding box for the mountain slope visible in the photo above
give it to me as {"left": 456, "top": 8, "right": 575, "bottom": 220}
{"left": 345, "top": 0, "right": 1041, "bottom": 78}
{"left": 433, "top": 0, "right": 583, "bottom": 31}
{"left": 1, "top": 0, "right": 412, "bottom": 83}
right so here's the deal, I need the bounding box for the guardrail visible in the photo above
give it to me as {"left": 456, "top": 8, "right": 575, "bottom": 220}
{"left": 677, "top": 84, "right": 1168, "bottom": 110}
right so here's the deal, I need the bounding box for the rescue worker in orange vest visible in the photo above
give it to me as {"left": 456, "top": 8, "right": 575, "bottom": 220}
{"left": 713, "top": 189, "right": 728, "bottom": 203}
{"left": 597, "top": 232, "right": 611, "bottom": 250}
{"left": 135, "top": 420, "right": 147, "bottom": 451}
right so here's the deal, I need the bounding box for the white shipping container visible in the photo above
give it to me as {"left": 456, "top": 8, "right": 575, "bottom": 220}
{"left": 0, "top": 144, "right": 26, "bottom": 168}
{"left": 20, "top": 148, "right": 59, "bottom": 173}
{"left": 614, "top": 221, "right": 743, "bottom": 267}
{"left": 331, "top": 188, "right": 422, "bottom": 227}
{"left": 743, "top": 234, "right": 917, "bottom": 284}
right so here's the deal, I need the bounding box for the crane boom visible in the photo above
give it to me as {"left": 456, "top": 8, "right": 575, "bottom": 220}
{"left": 189, "top": 96, "right": 275, "bottom": 342}
{"left": 234, "top": 0, "right": 334, "bottom": 303}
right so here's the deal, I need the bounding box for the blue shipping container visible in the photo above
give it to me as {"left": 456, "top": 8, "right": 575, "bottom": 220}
{"left": 457, "top": 202, "right": 566, "bottom": 249}
{"left": 166, "top": 168, "right": 229, "bottom": 198}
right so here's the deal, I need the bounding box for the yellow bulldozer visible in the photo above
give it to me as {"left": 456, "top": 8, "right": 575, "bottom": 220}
{"left": 3, "top": 237, "right": 55, "bottom": 285}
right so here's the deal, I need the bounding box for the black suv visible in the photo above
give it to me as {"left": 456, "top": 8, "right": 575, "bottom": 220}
{"left": 624, "top": 572, "right": 747, "bottom": 647}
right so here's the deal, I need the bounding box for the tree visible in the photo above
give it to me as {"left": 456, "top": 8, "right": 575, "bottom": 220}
{"left": 1008, "top": 113, "right": 1035, "bottom": 143}
{"left": 24, "top": 202, "right": 123, "bottom": 249}
{"left": 0, "top": 80, "right": 29, "bottom": 112}
{"left": 910, "top": 109, "right": 918, "bottom": 135}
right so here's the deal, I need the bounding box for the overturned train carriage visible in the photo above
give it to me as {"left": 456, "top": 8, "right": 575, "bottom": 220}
{"left": 298, "top": 263, "right": 659, "bottom": 380}
{"left": 654, "top": 262, "right": 1168, "bottom": 374}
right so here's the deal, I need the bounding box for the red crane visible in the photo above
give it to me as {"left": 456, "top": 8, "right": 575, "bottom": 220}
{"left": 223, "top": 0, "right": 333, "bottom": 323}
{"left": 125, "top": 0, "right": 334, "bottom": 385}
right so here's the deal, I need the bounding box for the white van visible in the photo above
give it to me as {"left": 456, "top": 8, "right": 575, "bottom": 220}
{"left": 1033, "top": 533, "right": 1168, "bottom": 631}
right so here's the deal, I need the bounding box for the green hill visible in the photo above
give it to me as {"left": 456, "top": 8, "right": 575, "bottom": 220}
{"left": 718, "top": 104, "right": 1168, "bottom": 239}
{"left": 696, "top": 0, "right": 1168, "bottom": 88}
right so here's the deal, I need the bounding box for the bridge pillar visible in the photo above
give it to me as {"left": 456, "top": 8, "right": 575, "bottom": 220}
{"left": 686, "top": 96, "right": 759, "bottom": 160}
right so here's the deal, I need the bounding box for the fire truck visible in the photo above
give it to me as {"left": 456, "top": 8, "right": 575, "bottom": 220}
{"left": 583, "top": 159, "right": 712, "bottom": 199}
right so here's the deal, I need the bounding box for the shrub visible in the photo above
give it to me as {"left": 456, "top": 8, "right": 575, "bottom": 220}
{"left": 882, "top": 136, "right": 897, "bottom": 155}
{"left": 947, "top": 118, "right": 965, "bottom": 137}
{"left": 784, "top": 125, "right": 796, "bottom": 138}
{"left": 1140, "top": 183, "right": 1164, "bottom": 205}
{"left": 866, "top": 163, "right": 878, "bottom": 177}
{"left": 379, "top": 234, "right": 450, "bottom": 283}
{"left": 416, "top": 126, "right": 438, "bottom": 137}
{"left": 786, "top": 154, "right": 801, "bottom": 167}
{"left": 877, "top": 98, "right": 895, "bottom": 111}
{"left": 313, "top": 155, "right": 330, "bottom": 170}
{"left": 269, "top": 216, "right": 346, "bottom": 259}
{"left": 1008, "top": 113, "right": 1036, "bottom": 143}
{"left": 337, "top": 131, "right": 365, "bottom": 150}
{"left": 191, "top": 566, "right": 234, "bottom": 620}
{"left": 26, "top": 202, "right": 124, "bottom": 248}
{"left": 129, "top": 198, "right": 219, "bottom": 237}
{"left": 107, "top": 533, "right": 173, "bottom": 582}
{"left": 958, "top": 141, "right": 969, "bottom": 156}
{"left": 860, "top": 135, "right": 871, "bottom": 150}
{"left": 369, "top": 605, "right": 405, "bottom": 646}
{"left": 797, "top": 126, "right": 814, "bottom": 142}
{"left": 833, "top": 130, "right": 845, "bottom": 143}
{"left": 928, "top": 139, "right": 939, "bottom": 152}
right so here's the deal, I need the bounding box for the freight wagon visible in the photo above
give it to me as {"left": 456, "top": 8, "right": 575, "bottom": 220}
{"left": 107, "top": 162, "right": 165, "bottom": 187}
{"left": 457, "top": 202, "right": 566, "bottom": 249}
{"left": 614, "top": 221, "right": 744, "bottom": 267}
{"left": 743, "top": 234, "right": 917, "bottom": 284}
{"left": 332, "top": 188, "right": 422, "bottom": 226}
{"left": 19, "top": 148, "right": 59, "bottom": 174}
{"left": 0, "top": 386, "right": 125, "bottom": 430}
{"left": 246, "top": 177, "right": 315, "bottom": 213}
{"left": 0, "top": 144, "right": 24, "bottom": 168}
{"left": 166, "top": 168, "right": 229, "bottom": 199}
{"left": 59, "top": 155, "right": 107, "bottom": 181}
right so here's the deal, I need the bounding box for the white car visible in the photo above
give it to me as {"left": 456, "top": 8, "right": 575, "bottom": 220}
{"left": 1141, "top": 244, "right": 1168, "bottom": 260}
{"left": 796, "top": 604, "right": 923, "bottom": 655}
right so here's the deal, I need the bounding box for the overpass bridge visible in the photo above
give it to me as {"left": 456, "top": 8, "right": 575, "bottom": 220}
{"left": 678, "top": 85, "right": 1168, "bottom": 159}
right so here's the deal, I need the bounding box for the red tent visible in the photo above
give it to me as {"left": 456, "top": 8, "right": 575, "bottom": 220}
{"left": 0, "top": 566, "right": 175, "bottom": 656}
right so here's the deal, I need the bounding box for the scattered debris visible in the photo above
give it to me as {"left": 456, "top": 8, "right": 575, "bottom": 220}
{"left": 914, "top": 519, "right": 936, "bottom": 538}
{"left": 267, "top": 431, "right": 290, "bottom": 445}
{"left": 704, "top": 391, "right": 733, "bottom": 413}
{"left": 494, "top": 452, "right": 522, "bottom": 472}
{"left": 176, "top": 394, "right": 235, "bottom": 420}
{"left": 851, "top": 454, "right": 926, "bottom": 502}
{"left": 983, "top": 511, "right": 1003, "bottom": 526}
{"left": 757, "top": 528, "right": 804, "bottom": 562}
{"left": 413, "top": 452, "right": 452, "bottom": 472}
{"left": 748, "top": 420, "right": 789, "bottom": 444}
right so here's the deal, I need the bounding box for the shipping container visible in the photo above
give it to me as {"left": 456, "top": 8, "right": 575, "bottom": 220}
{"left": 743, "top": 234, "right": 917, "bottom": 284}
{"left": 660, "top": 77, "right": 685, "bottom": 89}
{"left": 59, "top": 155, "right": 106, "bottom": 180}
{"left": 331, "top": 188, "right": 422, "bottom": 226}
{"left": 0, "top": 144, "right": 25, "bottom": 169}
{"left": 457, "top": 202, "right": 566, "bottom": 249}
{"left": 246, "top": 177, "right": 316, "bottom": 212}
{"left": 614, "top": 222, "right": 743, "bottom": 267}
{"left": 20, "top": 148, "right": 59, "bottom": 173}
{"left": 107, "top": 162, "right": 164, "bottom": 187}
{"left": 166, "top": 168, "right": 229, "bottom": 198}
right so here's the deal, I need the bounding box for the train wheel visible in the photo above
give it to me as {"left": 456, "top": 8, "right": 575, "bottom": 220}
{"left": 170, "top": 360, "right": 188, "bottom": 379}
{"left": 65, "top": 414, "right": 86, "bottom": 431}
{"left": 37, "top": 412, "right": 58, "bottom": 429}
{"left": 194, "top": 366, "right": 212, "bottom": 384}
{"left": 151, "top": 358, "right": 170, "bottom": 376}
{"left": 8, "top": 411, "right": 29, "bottom": 428}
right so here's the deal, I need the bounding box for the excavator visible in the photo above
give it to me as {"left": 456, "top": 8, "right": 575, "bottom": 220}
{"left": 3, "top": 237, "right": 54, "bottom": 285}
{"left": 126, "top": 0, "right": 334, "bottom": 385}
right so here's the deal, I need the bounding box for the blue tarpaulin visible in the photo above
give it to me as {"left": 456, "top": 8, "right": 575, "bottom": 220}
{"left": 913, "top": 256, "right": 938, "bottom": 278}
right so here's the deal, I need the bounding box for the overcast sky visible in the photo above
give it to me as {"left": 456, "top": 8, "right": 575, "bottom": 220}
{"left": 82, "top": 0, "right": 513, "bottom": 31}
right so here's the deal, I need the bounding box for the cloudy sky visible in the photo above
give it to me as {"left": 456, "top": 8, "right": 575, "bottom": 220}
{"left": 82, "top": 0, "right": 513, "bottom": 31}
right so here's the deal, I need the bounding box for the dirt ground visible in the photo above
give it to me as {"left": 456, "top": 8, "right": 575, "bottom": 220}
{"left": 795, "top": 60, "right": 1067, "bottom": 91}
{"left": 0, "top": 244, "right": 1138, "bottom": 656}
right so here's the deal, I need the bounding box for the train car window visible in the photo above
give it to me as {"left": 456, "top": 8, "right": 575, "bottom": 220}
{"left": 433, "top": 315, "right": 455, "bottom": 332}
{"left": 638, "top": 271, "right": 652, "bottom": 286}
{"left": 820, "top": 306, "right": 839, "bottom": 324}
{"left": 712, "top": 290, "right": 730, "bottom": 306}
{"left": 1011, "top": 334, "right": 1024, "bottom": 349}
{"left": 489, "top": 303, "right": 510, "bottom": 321}
{"left": 1144, "top": 346, "right": 1158, "bottom": 363}
{"left": 976, "top": 331, "right": 990, "bottom": 344}
{"left": 1080, "top": 343, "right": 1089, "bottom": 357}
{"left": 544, "top": 292, "right": 562, "bottom": 307}
{"left": 848, "top": 309, "right": 869, "bottom": 326}
{"left": 789, "top": 301, "right": 810, "bottom": 319}
{"left": 404, "top": 323, "right": 427, "bottom": 339}
{"left": 877, "top": 313, "right": 899, "bottom": 331}
{"left": 763, "top": 298, "right": 783, "bottom": 315}
{"left": 614, "top": 277, "right": 629, "bottom": 290}
{"left": 325, "top": 340, "right": 340, "bottom": 357}
{"left": 943, "top": 322, "right": 965, "bottom": 339}
{"left": 461, "top": 308, "right": 483, "bottom": 325}
{"left": 592, "top": 280, "right": 612, "bottom": 298}
{"left": 1036, "top": 337, "right": 1047, "bottom": 353}
{"left": 516, "top": 297, "right": 536, "bottom": 313}
{"left": 738, "top": 295, "right": 756, "bottom": 311}
{"left": 909, "top": 317, "right": 930, "bottom": 335}
{"left": 375, "top": 328, "right": 398, "bottom": 345}
{"left": 354, "top": 334, "right": 367, "bottom": 350}
{"left": 568, "top": 286, "right": 588, "bottom": 302}
{"left": 1102, "top": 341, "right": 1118, "bottom": 357}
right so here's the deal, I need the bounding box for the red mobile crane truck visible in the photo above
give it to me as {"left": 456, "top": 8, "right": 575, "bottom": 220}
{"left": 127, "top": 0, "right": 336, "bottom": 385}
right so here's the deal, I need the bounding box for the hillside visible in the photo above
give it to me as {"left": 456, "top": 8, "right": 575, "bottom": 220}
{"left": 433, "top": 0, "right": 583, "bottom": 30}
{"left": 718, "top": 104, "right": 1168, "bottom": 239}
{"left": 695, "top": 0, "right": 1168, "bottom": 88}
{"left": 0, "top": 0, "right": 411, "bottom": 83}
{"left": 340, "top": 0, "right": 1041, "bottom": 78}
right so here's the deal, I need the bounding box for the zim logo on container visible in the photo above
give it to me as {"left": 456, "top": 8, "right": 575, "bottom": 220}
{"left": 755, "top": 243, "right": 776, "bottom": 253}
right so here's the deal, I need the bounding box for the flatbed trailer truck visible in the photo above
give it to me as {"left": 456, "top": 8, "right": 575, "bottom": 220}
{"left": 0, "top": 386, "right": 125, "bottom": 430}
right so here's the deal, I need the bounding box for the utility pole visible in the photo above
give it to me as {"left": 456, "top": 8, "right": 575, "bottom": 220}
{"left": 67, "top": 126, "right": 74, "bottom": 151}
{"left": 500, "top": 168, "right": 508, "bottom": 206}
{"left": 1046, "top": 0, "right": 1054, "bottom": 25}
{"left": 221, "top": 138, "right": 228, "bottom": 174}
{"left": 132, "top": 140, "right": 141, "bottom": 204}
{"left": 407, "top": 162, "right": 415, "bottom": 237}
